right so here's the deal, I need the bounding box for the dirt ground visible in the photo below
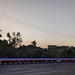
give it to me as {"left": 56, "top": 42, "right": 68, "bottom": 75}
{"left": 0, "top": 63, "right": 75, "bottom": 75}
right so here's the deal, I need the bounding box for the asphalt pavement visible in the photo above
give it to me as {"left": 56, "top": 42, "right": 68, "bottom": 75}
{"left": 0, "top": 63, "right": 75, "bottom": 75}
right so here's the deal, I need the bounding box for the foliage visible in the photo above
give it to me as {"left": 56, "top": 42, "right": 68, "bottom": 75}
{"left": 0, "top": 30, "right": 2, "bottom": 38}
{"left": 31, "top": 40, "right": 37, "bottom": 46}
{"left": 0, "top": 30, "right": 75, "bottom": 58}
{"left": 7, "top": 32, "right": 22, "bottom": 47}
{"left": 33, "top": 50, "right": 44, "bottom": 58}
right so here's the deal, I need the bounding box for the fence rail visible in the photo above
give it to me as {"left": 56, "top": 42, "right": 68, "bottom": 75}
{"left": 0, "top": 58, "right": 75, "bottom": 65}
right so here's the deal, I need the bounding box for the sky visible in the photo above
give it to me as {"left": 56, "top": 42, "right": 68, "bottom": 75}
{"left": 0, "top": 0, "right": 75, "bottom": 48}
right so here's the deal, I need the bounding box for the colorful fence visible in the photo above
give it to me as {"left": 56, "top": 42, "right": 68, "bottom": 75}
{"left": 0, "top": 58, "right": 75, "bottom": 65}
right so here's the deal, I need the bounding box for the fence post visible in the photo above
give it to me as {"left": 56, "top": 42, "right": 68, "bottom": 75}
{"left": 0, "top": 61, "right": 1, "bottom": 65}
{"left": 18, "top": 60, "right": 21, "bottom": 64}
{"left": 33, "top": 60, "right": 35, "bottom": 63}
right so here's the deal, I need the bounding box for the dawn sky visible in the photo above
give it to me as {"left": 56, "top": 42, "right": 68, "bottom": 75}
{"left": 0, "top": 0, "right": 75, "bottom": 48}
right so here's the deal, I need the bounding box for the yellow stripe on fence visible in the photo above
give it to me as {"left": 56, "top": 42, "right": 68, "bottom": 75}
{"left": 0, "top": 61, "right": 1, "bottom": 64}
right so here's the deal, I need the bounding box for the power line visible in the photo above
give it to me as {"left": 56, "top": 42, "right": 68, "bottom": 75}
{"left": 0, "top": 16, "right": 51, "bottom": 34}
{"left": 0, "top": 13, "right": 51, "bottom": 31}
{"left": 0, "top": 13, "right": 65, "bottom": 33}
{"left": 0, "top": 13, "right": 75, "bottom": 38}
{"left": 0, "top": 13, "right": 60, "bottom": 35}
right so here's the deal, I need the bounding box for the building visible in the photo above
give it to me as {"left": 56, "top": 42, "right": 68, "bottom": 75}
{"left": 58, "top": 46, "right": 69, "bottom": 49}
{"left": 48, "top": 45, "right": 69, "bottom": 50}
{"left": 48, "top": 45, "right": 57, "bottom": 49}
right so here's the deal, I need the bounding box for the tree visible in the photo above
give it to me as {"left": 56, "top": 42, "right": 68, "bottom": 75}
{"left": 57, "top": 48, "right": 73, "bottom": 58}
{"left": 42, "top": 49, "right": 54, "bottom": 58}
{"left": 7, "top": 32, "right": 22, "bottom": 47}
{"left": 31, "top": 40, "right": 37, "bottom": 46}
{"left": 17, "top": 45, "right": 32, "bottom": 58}
{"left": 33, "top": 50, "right": 44, "bottom": 58}
{"left": 0, "top": 30, "right": 2, "bottom": 37}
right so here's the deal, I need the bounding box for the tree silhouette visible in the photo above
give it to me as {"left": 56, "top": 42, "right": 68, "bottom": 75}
{"left": 31, "top": 40, "right": 37, "bottom": 46}
{"left": 0, "top": 30, "right": 2, "bottom": 37}
{"left": 7, "top": 32, "right": 22, "bottom": 47}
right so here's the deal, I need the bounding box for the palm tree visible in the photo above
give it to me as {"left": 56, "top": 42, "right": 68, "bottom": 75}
{"left": 0, "top": 30, "right": 2, "bottom": 37}
{"left": 31, "top": 40, "right": 37, "bottom": 46}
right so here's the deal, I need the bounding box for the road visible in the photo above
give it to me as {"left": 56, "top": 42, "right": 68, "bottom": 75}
{"left": 0, "top": 63, "right": 75, "bottom": 75}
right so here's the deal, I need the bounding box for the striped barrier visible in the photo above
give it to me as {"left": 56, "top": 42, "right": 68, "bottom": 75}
{"left": 0, "top": 58, "right": 75, "bottom": 65}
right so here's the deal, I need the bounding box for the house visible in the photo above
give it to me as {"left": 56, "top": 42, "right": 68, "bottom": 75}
{"left": 48, "top": 45, "right": 58, "bottom": 49}
{"left": 58, "top": 46, "right": 69, "bottom": 49}
{"left": 48, "top": 45, "right": 69, "bottom": 50}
